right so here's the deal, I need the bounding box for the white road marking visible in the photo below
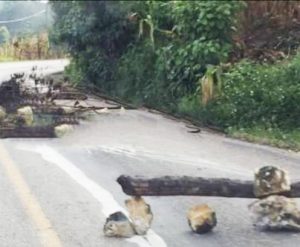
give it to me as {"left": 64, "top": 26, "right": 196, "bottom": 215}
{"left": 30, "top": 145, "right": 167, "bottom": 247}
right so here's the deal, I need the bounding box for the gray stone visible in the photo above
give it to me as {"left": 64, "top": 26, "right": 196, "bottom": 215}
{"left": 249, "top": 195, "right": 300, "bottom": 231}
{"left": 103, "top": 212, "right": 135, "bottom": 238}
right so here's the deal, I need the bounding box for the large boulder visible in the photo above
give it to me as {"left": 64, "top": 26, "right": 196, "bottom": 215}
{"left": 103, "top": 211, "right": 135, "bottom": 238}
{"left": 249, "top": 195, "right": 300, "bottom": 231}
{"left": 54, "top": 124, "right": 74, "bottom": 138}
{"left": 187, "top": 204, "right": 217, "bottom": 234}
{"left": 254, "top": 166, "right": 291, "bottom": 198}
{"left": 17, "top": 106, "right": 33, "bottom": 126}
{"left": 125, "top": 196, "right": 153, "bottom": 235}
{"left": 0, "top": 106, "right": 6, "bottom": 122}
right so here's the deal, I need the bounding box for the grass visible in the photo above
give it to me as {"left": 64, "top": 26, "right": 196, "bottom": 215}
{"left": 0, "top": 56, "right": 16, "bottom": 62}
{"left": 227, "top": 126, "right": 300, "bottom": 151}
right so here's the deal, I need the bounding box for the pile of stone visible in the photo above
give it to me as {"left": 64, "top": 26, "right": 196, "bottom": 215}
{"left": 249, "top": 166, "right": 300, "bottom": 231}
{"left": 103, "top": 197, "right": 153, "bottom": 238}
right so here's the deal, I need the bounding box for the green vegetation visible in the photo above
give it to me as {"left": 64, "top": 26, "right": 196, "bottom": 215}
{"left": 50, "top": 1, "right": 300, "bottom": 150}
{"left": 228, "top": 126, "right": 300, "bottom": 151}
{"left": 0, "top": 26, "right": 10, "bottom": 44}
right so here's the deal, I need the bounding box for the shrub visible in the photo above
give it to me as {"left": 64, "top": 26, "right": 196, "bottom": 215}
{"left": 0, "top": 26, "right": 10, "bottom": 44}
{"left": 204, "top": 57, "right": 300, "bottom": 129}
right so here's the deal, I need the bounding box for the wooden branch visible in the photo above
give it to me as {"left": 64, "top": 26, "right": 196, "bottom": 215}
{"left": 0, "top": 126, "right": 56, "bottom": 138}
{"left": 53, "top": 92, "right": 88, "bottom": 100}
{"left": 117, "top": 175, "right": 300, "bottom": 198}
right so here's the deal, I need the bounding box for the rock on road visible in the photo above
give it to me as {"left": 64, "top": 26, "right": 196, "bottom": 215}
{"left": 0, "top": 60, "right": 300, "bottom": 247}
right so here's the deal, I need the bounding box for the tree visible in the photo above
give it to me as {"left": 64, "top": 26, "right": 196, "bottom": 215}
{"left": 0, "top": 26, "right": 10, "bottom": 44}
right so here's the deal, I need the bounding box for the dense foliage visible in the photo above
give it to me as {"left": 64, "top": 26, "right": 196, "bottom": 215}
{"left": 179, "top": 58, "right": 300, "bottom": 129}
{"left": 50, "top": 1, "right": 242, "bottom": 98}
{"left": 50, "top": 1, "right": 300, "bottom": 144}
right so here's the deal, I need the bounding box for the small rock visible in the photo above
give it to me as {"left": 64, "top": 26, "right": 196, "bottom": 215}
{"left": 54, "top": 124, "right": 74, "bottom": 137}
{"left": 254, "top": 166, "right": 291, "bottom": 198}
{"left": 249, "top": 195, "right": 300, "bottom": 231}
{"left": 17, "top": 106, "right": 33, "bottom": 126}
{"left": 125, "top": 196, "right": 153, "bottom": 235}
{"left": 119, "top": 106, "right": 126, "bottom": 114}
{"left": 0, "top": 106, "right": 6, "bottom": 122}
{"left": 61, "top": 106, "right": 76, "bottom": 114}
{"left": 103, "top": 212, "right": 135, "bottom": 238}
{"left": 187, "top": 204, "right": 217, "bottom": 234}
{"left": 97, "top": 108, "right": 109, "bottom": 114}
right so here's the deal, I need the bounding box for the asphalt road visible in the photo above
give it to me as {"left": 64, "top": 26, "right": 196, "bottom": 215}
{"left": 1, "top": 60, "right": 300, "bottom": 247}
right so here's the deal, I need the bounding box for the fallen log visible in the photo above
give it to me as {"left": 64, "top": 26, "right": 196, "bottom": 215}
{"left": 32, "top": 106, "right": 70, "bottom": 115}
{"left": 117, "top": 175, "right": 300, "bottom": 198}
{"left": 53, "top": 92, "right": 88, "bottom": 100}
{"left": 79, "top": 85, "right": 137, "bottom": 110}
{"left": 0, "top": 126, "right": 56, "bottom": 138}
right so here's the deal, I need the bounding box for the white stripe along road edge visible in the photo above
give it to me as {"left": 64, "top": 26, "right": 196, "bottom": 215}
{"left": 32, "top": 145, "right": 167, "bottom": 247}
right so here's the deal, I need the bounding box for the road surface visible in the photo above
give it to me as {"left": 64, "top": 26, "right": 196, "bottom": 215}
{"left": 1, "top": 60, "right": 300, "bottom": 247}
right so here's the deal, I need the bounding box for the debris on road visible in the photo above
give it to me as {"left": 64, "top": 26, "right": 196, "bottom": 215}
{"left": 254, "top": 166, "right": 291, "bottom": 198}
{"left": 117, "top": 166, "right": 300, "bottom": 236}
{"left": 103, "top": 212, "right": 136, "bottom": 238}
{"left": 186, "top": 124, "right": 201, "bottom": 133}
{"left": 117, "top": 175, "right": 256, "bottom": 197}
{"left": 187, "top": 204, "right": 217, "bottom": 234}
{"left": 125, "top": 196, "right": 153, "bottom": 235}
{"left": 249, "top": 195, "right": 300, "bottom": 231}
{"left": 0, "top": 67, "right": 130, "bottom": 138}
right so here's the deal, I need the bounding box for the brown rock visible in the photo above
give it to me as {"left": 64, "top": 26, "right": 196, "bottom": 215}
{"left": 125, "top": 196, "right": 153, "bottom": 235}
{"left": 187, "top": 204, "right": 217, "bottom": 234}
{"left": 254, "top": 166, "right": 290, "bottom": 198}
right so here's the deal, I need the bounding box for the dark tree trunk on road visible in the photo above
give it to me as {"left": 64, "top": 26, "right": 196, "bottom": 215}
{"left": 0, "top": 126, "right": 56, "bottom": 138}
{"left": 117, "top": 175, "right": 300, "bottom": 198}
